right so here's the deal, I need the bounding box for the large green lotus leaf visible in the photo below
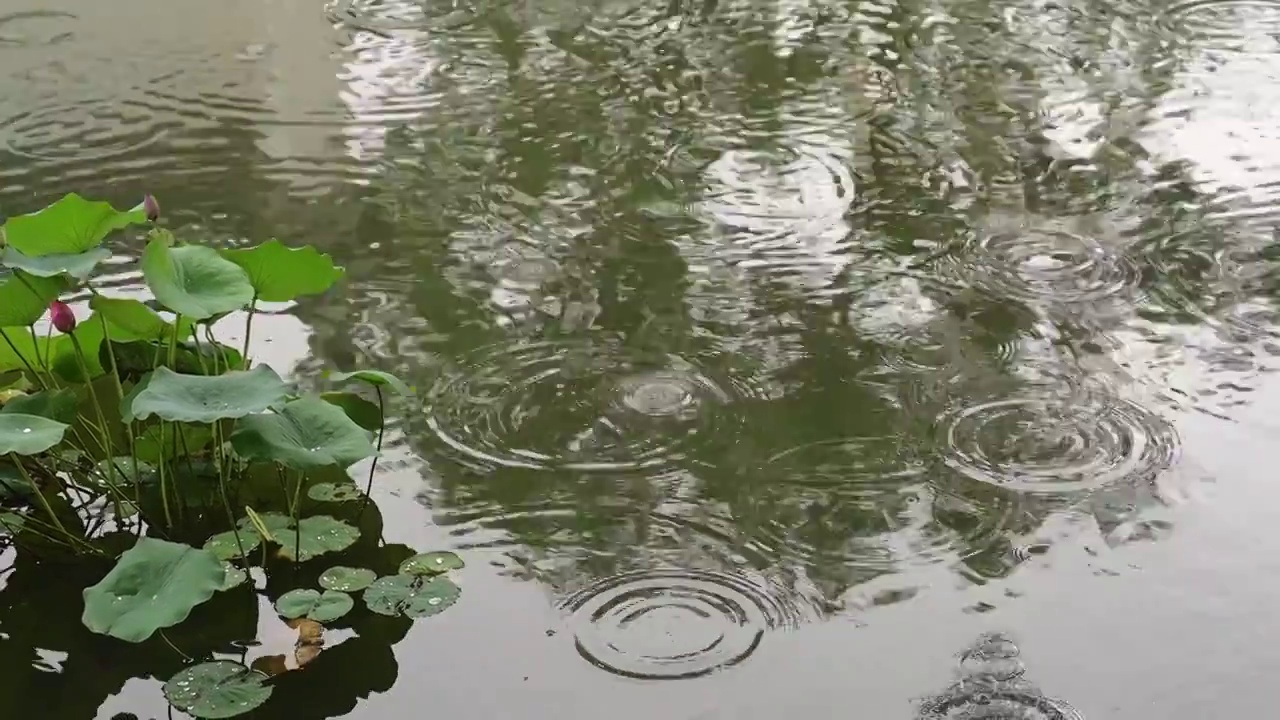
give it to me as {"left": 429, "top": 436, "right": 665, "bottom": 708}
{"left": 163, "top": 661, "right": 272, "bottom": 719}
{"left": 319, "top": 565, "right": 377, "bottom": 592}
{"left": 0, "top": 271, "right": 69, "bottom": 326}
{"left": 0, "top": 246, "right": 111, "bottom": 279}
{"left": 81, "top": 538, "right": 225, "bottom": 642}
{"left": 2, "top": 193, "right": 148, "bottom": 256}
{"left": 320, "top": 391, "right": 383, "bottom": 432}
{"left": 329, "top": 369, "right": 412, "bottom": 396}
{"left": 275, "top": 515, "right": 360, "bottom": 562}
{"left": 0, "top": 388, "right": 78, "bottom": 423}
{"left": 220, "top": 239, "right": 345, "bottom": 302}
{"left": 363, "top": 574, "right": 460, "bottom": 618}
{"left": 230, "top": 397, "right": 375, "bottom": 470}
{"left": 142, "top": 236, "right": 255, "bottom": 320}
{"left": 275, "top": 588, "right": 354, "bottom": 622}
{"left": 89, "top": 295, "right": 193, "bottom": 341}
{"left": 0, "top": 413, "right": 68, "bottom": 455}
{"left": 124, "top": 365, "right": 288, "bottom": 423}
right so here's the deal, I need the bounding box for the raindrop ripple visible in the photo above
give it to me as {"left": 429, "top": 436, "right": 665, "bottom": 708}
{"left": 560, "top": 568, "right": 803, "bottom": 680}
{"left": 939, "top": 388, "right": 1179, "bottom": 494}
{"left": 426, "top": 339, "right": 764, "bottom": 472}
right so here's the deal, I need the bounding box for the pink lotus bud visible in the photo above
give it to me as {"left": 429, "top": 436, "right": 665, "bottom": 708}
{"left": 142, "top": 194, "right": 159, "bottom": 222}
{"left": 49, "top": 301, "right": 76, "bottom": 334}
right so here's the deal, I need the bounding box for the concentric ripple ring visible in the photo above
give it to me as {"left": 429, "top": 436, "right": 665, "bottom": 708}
{"left": 560, "top": 569, "right": 803, "bottom": 680}
{"left": 426, "top": 340, "right": 762, "bottom": 472}
{"left": 939, "top": 390, "right": 1179, "bottom": 493}
{"left": 940, "top": 229, "right": 1139, "bottom": 305}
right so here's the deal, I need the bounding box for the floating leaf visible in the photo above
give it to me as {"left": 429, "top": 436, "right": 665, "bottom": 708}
{"left": 320, "top": 391, "right": 383, "bottom": 432}
{"left": 230, "top": 397, "right": 375, "bottom": 470}
{"left": 204, "top": 529, "right": 262, "bottom": 560}
{"left": 364, "top": 574, "right": 461, "bottom": 618}
{"left": 0, "top": 271, "right": 68, "bottom": 326}
{"left": 2, "top": 193, "right": 148, "bottom": 256}
{"left": 275, "top": 588, "right": 354, "bottom": 622}
{"left": 163, "top": 661, "right": 272, "bottom": 719}
{"left": 0, "top": 388, "right": 78, "bottom": 423}
{"left": 275, "top": 515, "right": 360, "bottom": 562}
{"left": 0, "top": 413, "right": 68, "bottom": 455}
{"left": 319, "top": 565, "right": 377, "bottom": 592}
{"left": 330, "top": 369, "right": 412, "bottom": 396}
{"left": 220, "top": 239, "right": 345, "bottom": 302}
{"left": 237, "top": 510, "right": 292, "bottom": 543}
{"left": 0, "top": 246, "right": 111, "bottom": 279}
{"left": 142, "top": 235, "right": 255, "bottom": 320}
{"left": 81, "top": 538, "right": 225, "bottom": 642}
{"left": 399, "top": 551, "right": 465, "bottom": 576}
{"left": 307, "top": 483, "right": 364, "bottom": 503}
{"left": 218, "top": 562, "right": 248, "bottom": 591}
{"left": 124, "top": 365, "right": 289, "bottom": 424}
{"left": 89, "top": 295, "right": 191, "bottom": 341}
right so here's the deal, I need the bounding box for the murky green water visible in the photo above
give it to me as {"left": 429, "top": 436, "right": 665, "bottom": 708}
{"left": 4, "top": 0, "right": 1280, "bottom": 717}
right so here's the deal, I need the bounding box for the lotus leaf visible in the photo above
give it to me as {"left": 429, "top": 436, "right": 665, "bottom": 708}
{"left": 0, "top": 413, "right": 69, "bottom": 455}
{"left": 124, "top": 365, "right": 288, "bottom": 423}
{"left": 230, "top": 397, "right": 375, "bottom": 470}
{"left": 319, "top": 565, "right": 377, "bottom": 592}
{"left": 364, "top": 574, "right": 460, "bottom": 618}
{"left": 163, "top": 661, "right": 272, "bottom": 719}
{"left": 81, "top": 538, "right": 225, "bottom": 642}
{"left": 220, "top": 239, "right": 345, "bottom": 302}
{"left": 399, "top": 551, "right": 465, "bottom": 576}
{"left": 330, "top": 369, "right": 412, "bottom": 396}
{"left": 307, "top": 483, "right": 364, "bottom": 503}
{"left": 2, "top": 193, "right": 147, "bottom": 256}
{"left": 275, "top": 515, "right": 360, "bottom": 562}
{"left": 275, "top": 588, "right": 354, "bottom": 623}
{"left": 0, "top": 246, "right": 111, "bottom": 279}
{"left": 142, "top": 235, "right": 255, "bottom": 320}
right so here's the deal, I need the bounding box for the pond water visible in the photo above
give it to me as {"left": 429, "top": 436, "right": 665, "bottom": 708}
{"left": 3, "top": 0, "right": 1280, "bottom": 717}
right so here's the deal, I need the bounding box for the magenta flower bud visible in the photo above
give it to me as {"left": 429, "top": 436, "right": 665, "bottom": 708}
{"left": 49, "top": 300, "right": 76, "bottom": 334}
{"left": 142, "top": 194, "right": 160, "bottom": 222}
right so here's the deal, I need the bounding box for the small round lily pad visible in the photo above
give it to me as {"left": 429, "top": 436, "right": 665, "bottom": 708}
{"left": 319, "top": 565, "right": 377, "bottom": 592}
{"left": 399, "top": 551, "right": 464, "bottom": 576}
{"left": 307, "top": 483, "right": 364, "bottom": 503}
{"left": 364, "top": 574, "right": 461, "bottom": 618}
{"left": 163, "top": 660, "right": 272, "bottom": 719}
{"left": 204, "top": 529, "right": 262, "bottom": 560}
{"left": 275, "top": 588, "right": 354, "bottom": 623}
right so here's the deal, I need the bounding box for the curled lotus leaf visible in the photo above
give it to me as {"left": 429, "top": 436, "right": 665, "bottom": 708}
{"left": 81, "top": 538, "right": 225, "bottom": 642}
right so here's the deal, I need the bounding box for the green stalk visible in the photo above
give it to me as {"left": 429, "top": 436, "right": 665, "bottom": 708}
{"left": 0, "top": 329, "right": 46, "bottom": 390}
{"left": 356, "top": 387, "right": 386, "bottom": 523}
{"left": 210, "top": 421, "right": 248, "bottom": 561}
{"left": 167, "top": 315, "right": 182, "bottom": 369}
{"left": 69, "top": 334, "right": 124, "bottom": 520}
{"left": 240, "top": 297, "right": 257, "bottom": 370}
{"left": 95, "top": 313, "right": 142, "bottom": 510}
{"left": 10, "top": 455, "right": 68, "bottom": 535}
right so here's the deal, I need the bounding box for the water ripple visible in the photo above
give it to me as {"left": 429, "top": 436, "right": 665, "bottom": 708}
{"left": 425, "top": 339, "right": 769, "bottom": 472}
{"left": 937, "top": 226, "right": 1140, "bottom": 306}
{"left": 939, "top": 388, "right": 1179, "bottom": 494}
{"left": 559, "top": 568, "right": 804, "bottom": 680}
